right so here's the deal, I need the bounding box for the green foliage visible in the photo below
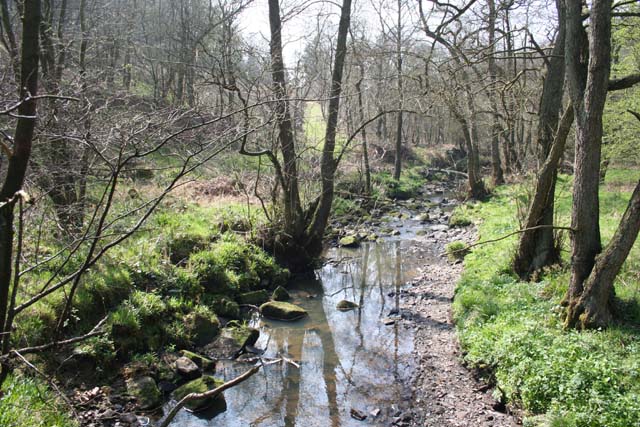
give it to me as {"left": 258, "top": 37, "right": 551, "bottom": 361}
{"left": 0, "top": 374, "right": 78, "bottom": 427}
{"left": 453, "top": 176, "right": 640, "bottom": 427}
{"left": 448, "top": 205, "right": 474, "bottom": 227}
{"left": 331, "top": 196, "right": 361, "bottom": 218}
{"left": 373, "top": 168, "right": 426, "bottom": 200}
{"left": 445, "top": 241, "right": 469, "bottom": 262}
{"left": 189, "top": 233, "right": 289, "bottom": 294}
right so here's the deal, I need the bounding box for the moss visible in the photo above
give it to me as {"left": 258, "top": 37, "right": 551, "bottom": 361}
{"left": 446, "top": 241, "right": 469, "bottom": 261}
{"left": 173, "top": 376, "right": 225, "bottom": 412}
{"left": 203, "top": 294, "right": 241, "bottom": 319}
{"left": 237, "top": 290, "right": 270, "bottom": 305}
{"left": 168, "top": 232, "right": 212, "bottom": 265}
{"left": 338, "top": 235, "right": 360, "bottom": 248}
{"left": 184, "top": 305, "right": 220, "bottom": 347}
{"left": 179, "top": 350, "right": 216, "bottom": 371}
{"left": 126, "top": 376, "right": 162, "bottom": 410}
{"left": 336, "top": 300, "right": 359, "bottom": 311}
{"left": 260, "top": 301, "right": 308, "bottom": 321}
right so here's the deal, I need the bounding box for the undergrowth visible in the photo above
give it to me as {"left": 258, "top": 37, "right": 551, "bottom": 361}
{"left": 453, "top": 171, "right": 640, "bottom": 427}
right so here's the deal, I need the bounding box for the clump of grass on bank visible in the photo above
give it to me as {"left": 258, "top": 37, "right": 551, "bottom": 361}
{"left": 373, "top": 167, "right": 427, "bottom": 200}
{"left": 0, "top": 374, "right": 78, "bottom": 427}
{"left": 453, "top": 172, "right": 640, "bottom": 427}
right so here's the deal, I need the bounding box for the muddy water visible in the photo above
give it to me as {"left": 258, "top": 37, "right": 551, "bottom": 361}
{"left": 170, "top": 217, "right": 444, "bottom": 426}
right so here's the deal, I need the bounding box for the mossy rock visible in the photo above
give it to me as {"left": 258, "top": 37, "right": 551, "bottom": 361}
{"left": 126, "top": 376, "right": 162, "bottom": 410}
{"left": 179, "top": 350, "right": 216, "bottom": 371}
{"left": 272, "top": 286, "right": 290, "bottom": 301}
{"left": 338, "top": 235, "right": 360, "bottom": 248}
{"left": 260, "top": 301, "right": 308, "bottom": 321}
{"left": 204, "top": 295, "right": 240, "bottom": 319}
{"left": 172, "top": 376, "right": 226, "bottom": 412}
{"left": 237, "top": 290, "right": 270, "bottom": 305}
{"left": 203, "top": 324, "right": 259, "bottom": 359}
{"left": 336, "top": 300, "right": 359, "bottom": 311}
{"left": 184, "top": 309, "right": 220, "bottom": 347}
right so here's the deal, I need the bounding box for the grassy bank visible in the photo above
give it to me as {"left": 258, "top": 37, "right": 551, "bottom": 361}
{"left": 452, "top": 171, "right": 640, "bottom": 427}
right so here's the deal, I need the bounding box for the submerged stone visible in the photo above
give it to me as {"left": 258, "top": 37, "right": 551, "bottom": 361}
{"left": 272, "top": 286, "right": 291, "bottom": 301}
{"left": 126, "top": 376, "right": 161, "bottom": 410}
{"left": 172, "top": 376, "right": 225, "bottom": 412}
{"left": 260, "top": 301, "right": 308, "bottom": 321}
{"left": 336, "top": 300, "right": 359, "bottom": 311}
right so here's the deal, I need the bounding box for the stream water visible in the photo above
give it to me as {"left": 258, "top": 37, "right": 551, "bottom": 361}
{"left": 168, "top": 203, "right": 449, "bottom": 426}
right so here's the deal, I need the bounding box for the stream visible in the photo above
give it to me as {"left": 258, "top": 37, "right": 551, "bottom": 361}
{"left": 168, "top": 196, "right": 454, "bottom": 426}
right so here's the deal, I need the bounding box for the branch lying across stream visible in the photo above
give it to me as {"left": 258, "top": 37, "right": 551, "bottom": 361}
{"left": 450, "top": 224, "right": 576, "bottom": 253}
{"left": 159, "top": 365, "right": 260, "bottom": 427}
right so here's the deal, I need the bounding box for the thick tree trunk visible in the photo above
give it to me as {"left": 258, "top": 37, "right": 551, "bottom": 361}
{"left": 513, "top": 104, "right": 573, "bottom": 277}
{"left": 565, "top": 179, "right": 640, "bottom": 328}
{"left": 563, "top": 0, "right": 613, "bottom": 326}
{"left": 0, "top": 0, "right": 41, "bottom": 388}
{"left": 512, "top": 1, "right": 567, "bottom": 278}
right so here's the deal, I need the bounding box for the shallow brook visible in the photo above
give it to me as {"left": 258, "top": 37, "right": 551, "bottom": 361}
{"left": 167, "top": 212, "right": 446, "bottom": 426}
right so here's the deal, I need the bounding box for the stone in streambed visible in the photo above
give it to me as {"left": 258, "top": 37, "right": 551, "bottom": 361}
{"left": 237, "top": 290, "right": 270, "bottom": 305}
{"left": 126, "top": 376, "right": 161, "bottom": 410}
{"left": 260, "top": 301, "right": 308, "bottom": 321}
{"left": 272, "top": 285, "right": 290, "bottom": 301}
{"left": 336, "top": 300, "right": 359, "bottom": 311}
{"left": 338, "top": 235, "right": 360, "bottom": 248}
{"left": 172, "top": 376, "right": 226, "bottom": 412}
{"left": 175, "top": 356, "right": 201, "bottom": 380}
{"left": 179, "top": 350, "right": 216, "bottom": 371}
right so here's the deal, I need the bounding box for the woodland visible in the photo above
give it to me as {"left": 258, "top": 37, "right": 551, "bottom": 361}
{"left": 1, "top": 0, "right": 640, "bottom": 426}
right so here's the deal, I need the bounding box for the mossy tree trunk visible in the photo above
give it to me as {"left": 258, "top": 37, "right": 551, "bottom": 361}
{"left": 265, "top": 0, "right": 352, "bottom": 271}
{"left": 563, "top": 0, "right": 612, "bottom": 328}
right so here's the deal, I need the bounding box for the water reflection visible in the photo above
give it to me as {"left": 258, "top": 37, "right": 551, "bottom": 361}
{"left": 171, "top": 237, "right": 431, "bottom": 426}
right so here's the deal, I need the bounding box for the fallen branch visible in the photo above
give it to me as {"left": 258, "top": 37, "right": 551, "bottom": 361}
{"left": 1, "top": 316, "right": 108, "bottom": 360}
{"left": 450, "top": 224, "right": 576, "bottom": 253}
{"left": 159, "top": 365, "right": 260, "bottom": 427}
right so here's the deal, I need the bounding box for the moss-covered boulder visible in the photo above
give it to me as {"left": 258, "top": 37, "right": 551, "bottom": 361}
{"left": 272, "top": 286, "right": 290, "bottom": 301}
{"left": 204, "top": 295, "right": 240, "bottom": 319}
{"left": 126, "top": 376, "right": 162, "bottom": 410}
{"left": 336, "top": 300, "right": 359, "bottom": 311}
{"left": 179, "top": 350, "right": 216, "bottom": 371}
{"left": 203, "top": 324, "right": 260, "bottom": 359}
{"left": 338, "top": 235, "right": 360, "bottom": 248}
{"left": 172, "top": 376, "right": 226, "bottom": 412}
{"left": 237, "top": 290, "right": 270, "bottom": 305}
{"left": 260, "top": 301, "right": 308, "bottom": 321}
{"left": 184, "top": 306, "right": 220, "bottom": 347}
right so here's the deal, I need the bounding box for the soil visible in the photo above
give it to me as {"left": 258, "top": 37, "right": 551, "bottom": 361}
{"left": 402, "top": 227, "right": 519, "bottom": 427}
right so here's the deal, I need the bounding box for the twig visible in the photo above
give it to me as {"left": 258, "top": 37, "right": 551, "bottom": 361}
{"left": 3, "top": 316, "right": 108, "bottom": 359}
{"left": 12, "top": 350, "right": 78, "bottom": 418}
{"left": 159, "top": 366, "right": 260, "bottom": 427}
{"left": 450, "top": 224, "right": 575, "bottom": 253}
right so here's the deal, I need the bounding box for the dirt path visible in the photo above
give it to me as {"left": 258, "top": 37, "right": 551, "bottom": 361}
{"left": 401, "top": 229, "right": 518, "bottom": 427}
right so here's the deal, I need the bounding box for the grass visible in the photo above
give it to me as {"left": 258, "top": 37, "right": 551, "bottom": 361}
{"left": 453, "top": 169, "right": 640, "bottom": 427}
{"left": 0, "top": 374, "right": 78, "bottom": 427}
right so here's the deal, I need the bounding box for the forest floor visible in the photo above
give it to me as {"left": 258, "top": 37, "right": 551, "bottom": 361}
{"left": 401, "top": 228, "right": 519, "bottom": 427}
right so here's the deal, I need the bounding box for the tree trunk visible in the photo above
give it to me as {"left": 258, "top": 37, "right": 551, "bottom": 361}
{"left": 393, "top": 0, "right": 403, "bottom": 181}
{"left": 513, "top": 104, "right": 573, "bottom": 277}
{"left": 563, "top": 0, "right": 612, "bottom": 326}
{"left": 565, "top": 179, "right": 640, "bottom": 328}
{"left": 0, "top": 0, "right": 41, "bottom": 389}
{"left": 306, "top": 0, "right": 352, "bottom": 257}
{"left": 512, "top": 1, "right": 567, "bottom": 278}
{"left": 487, "top": 0, "right": 504, "bottom": 186}
{"left": 355, "top": 66, "right": 371, "bottom": 194}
